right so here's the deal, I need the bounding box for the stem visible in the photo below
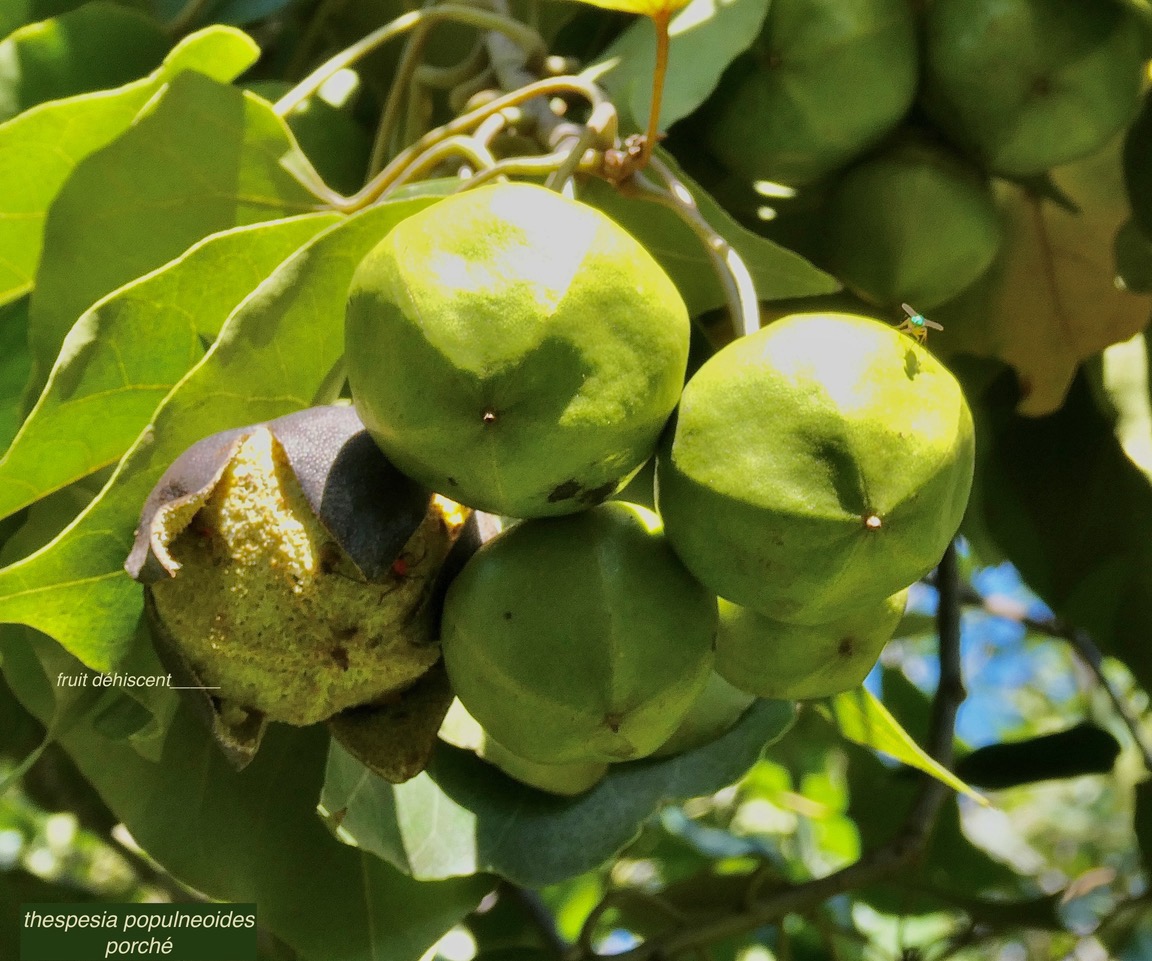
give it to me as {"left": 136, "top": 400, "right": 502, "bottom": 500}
{"left": 1069, "top": 630, "right": 1152, "bottom": 771}
{"left": 351, "top": 76, "right": 605, "bottom": 209}
{"left": 389, "top": 135, "right": 498, "bottom": 189}
{"left": 629, "top": 156, "right": 760, "bottom": 339}
{"left": 367, "top": 19, "right": 438, "bottom": 177}
{"left": 639, "top": 10, "right": 672, "bottom": 168}
{"left": 275, "top": 6, "right": 546, "bottom": 119}
{"left": 957, "top": 586, "right": 1152, "bottom": 772}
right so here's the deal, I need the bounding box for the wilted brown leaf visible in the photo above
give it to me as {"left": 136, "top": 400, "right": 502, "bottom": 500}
{"left": 940, "top": 137, "right": 1152, "bottom": 415}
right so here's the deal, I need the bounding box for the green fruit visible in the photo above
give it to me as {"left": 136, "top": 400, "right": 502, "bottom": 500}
{"left": 128, "top": 407, "right": 468, "bottom": 728}
{"left": 922, "top": 0, "right": 1144, "bottom": 176}
{"left": 441, "top": 502, "right": 716, "bottom": 765}
{"left": 823, "top": 141, "right": 1003, "bottom": 310}
{"left": 439, "top": 699, "right": 608, "bottom": 795}
{"left": 345, "top": 182, "right": 690, "bottom": 519}
{"left": 656, "top": 313, "right": 974, "bottom": 624}
{"left": 650, "top": 671, "right": 756, "bottom": 757}
{"left": 715, "top": 592, "right": 906, "bottom": 700}
{"left": 705, "top": 0, "right": 917, "bottom": 187}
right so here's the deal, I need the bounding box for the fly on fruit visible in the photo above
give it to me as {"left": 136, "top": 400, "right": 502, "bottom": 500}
{"left": 897, "top": 303, "right": 943, "bottom": 343}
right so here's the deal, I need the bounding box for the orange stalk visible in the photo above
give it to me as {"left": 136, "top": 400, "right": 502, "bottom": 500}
{"left": 640, "top": 9, "right": 672, "bottom": 167}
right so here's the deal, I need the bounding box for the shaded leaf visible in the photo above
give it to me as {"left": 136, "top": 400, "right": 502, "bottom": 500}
{"left": 0, "top": 296, "right": 30, "bottom": 452}
{"left": 1116, "top": 219, "right": 1152, "bottom": 293}
{"left": 0, "top": 214, "right": 337, "bottom": 523}
{"left": 0, "top": 2, "right": 168, "bottom": 122}
{"left": 939, "top": 137, "right": 1152, "bottom": 416}
{"left": 1135, "top": 779, "right": 1152, "bottom": 872}
{"left": 584, "top": 0, "right": 769, "bottom": 132}
{"left": 0, "top": 0, "right": 91, "bottom": 39}
{"left": 954, "top": 722, "right": 1121, "bottom": 790}
{"left": 966, "top": 363, "right": 1152, "bottom": 711}
{"left": 585, "top": 150, "right": 838, "bottom": 316}
{"left": 322, "top": 699, "right": 795, "bottom": 888}
{"left": 822, "top": 687, "right": 984, "bottom": 802}
{"left": 0, "top": 24, "right": 258, "bottom": 307}
{"left": 0, "top": 630, "right": 490, "bottom": 961}
{"left": 0, "top": 196, "right": 436, "bottom": 671}
{"left": 27, "top": 69, "right": 321, "bottom": 390}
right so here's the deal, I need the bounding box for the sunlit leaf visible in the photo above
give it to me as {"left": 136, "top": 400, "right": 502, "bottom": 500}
{"left": 1100, "top": 331, "right": 1152, "bottom": 483}
{"left": 0, "top": 214, "right": 336, "bottom": 524}
{"left": 0, "top": 197, "right": 435, "bottom": 671}
{"left": 823, "top": 687, "right": 984, "bottom": 803}
{"left": 26, "top": 68, "right": 320, "bottom": 391}
{"left": 322, "top": 699, "right": 795, "bottom": 887}
{"left": 0, "top": 24, "right": 258, "bottom": 308}
{"left": 0, "top": 2, "right": 168, "bottom": 122}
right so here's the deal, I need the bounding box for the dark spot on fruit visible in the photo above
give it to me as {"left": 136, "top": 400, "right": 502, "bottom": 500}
{"left": 447, "top": 476, "right": 458, "bottom": 485}
{"left": 1031, "top": 75, "right": 1052, "bottom": 97}
{"left": 334, "top": 625, "right": 358, "bottom": 640}
{"left": 330, "top": 646, "right": 350, "bottom": 670}
{"left": 503, "top": 611, "right": 513, "bottom": 620}
{"left": 838, "top": 637, "right": 855, "bottom": 657}
{"left": 603, "top": 712, "right": 623, "bottom": 733}
{"left": 548, "top": 479, "right": 581, "bottom": 502}
{"left": 578, "top": 480, "right": 616, "bottom": 505}
{"left": 482, "top": 409, "right": 497, "bottom": 424}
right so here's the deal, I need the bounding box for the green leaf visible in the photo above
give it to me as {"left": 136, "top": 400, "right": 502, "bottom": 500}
{"left": 0, "top": 2, "right": 169, "bottom": 122}
{"left": 583, "top": 0, "right": 770, "bottom": 132}
{"left": 585, "top": 152, "right": 838, "bottom": 316}
{"left": 0, "top": 0, "right": 92, "bottom": 38}
{"left": 0, "top": 214, "right": 337, "bottom": 524}
{"left": 27, "top": 69, "right": 321, "bottom": 391}
{"left": 0, "top": 631, "right": 489, "bottom": 961}
{"left": 0, "top": 296, "right": 30, "bottom": 452}
{"left": 0, "top": 24, "right": 258, "bottom": 308}
{"left": 822, "top": 687, "right": 985, "bottom": 803}
{"left": 322, "top": 699, "right": 795, "bottom": 888}
{"left": 0, "top": 196, "right": 436, "bottom": 671}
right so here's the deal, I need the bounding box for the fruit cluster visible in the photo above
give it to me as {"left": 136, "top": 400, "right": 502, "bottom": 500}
{"left": 697, "top": 0, "right": 1146, "bottom": 310}
{"left": 129, "top": 180, "right": 973, "bottom": 794}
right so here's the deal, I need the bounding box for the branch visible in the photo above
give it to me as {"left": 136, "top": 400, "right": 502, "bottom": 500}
{"left": 956, "top": 585, "right": 1152, "bottom": 772}
{"left": 578, "top": 542, "right": 967, "bottom": 960}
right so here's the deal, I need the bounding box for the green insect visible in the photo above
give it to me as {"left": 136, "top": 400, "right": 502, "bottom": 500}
{"left": 897, "top": 303, "right": 944, "bottom": 343}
